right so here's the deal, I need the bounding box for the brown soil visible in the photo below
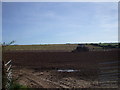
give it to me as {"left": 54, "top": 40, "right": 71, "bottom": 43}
{"left": 3, "top": 50, "right": 119, "bottom": 88}
{"left": 13, "top": 68, "right": 100, "bottom": 88}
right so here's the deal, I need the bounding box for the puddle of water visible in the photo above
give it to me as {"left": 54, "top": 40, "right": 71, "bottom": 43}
{"left": 57, "top": 69, "right": 79, "bottom": 72}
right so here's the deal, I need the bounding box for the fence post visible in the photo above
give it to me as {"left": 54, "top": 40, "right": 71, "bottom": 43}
{"left": 2, "top": 61, "right": 5, "bottom": 90}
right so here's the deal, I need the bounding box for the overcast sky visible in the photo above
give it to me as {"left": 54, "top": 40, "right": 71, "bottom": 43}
{"left": 2, "top": 2, "right": 118, "bottom": 45}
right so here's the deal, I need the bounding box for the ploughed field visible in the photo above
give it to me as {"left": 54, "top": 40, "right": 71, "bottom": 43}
{"left": 3, "top": 50, "right": 118, "bottom": 69}
{"left": 3, "top": 49, "right": 119, "bottom": 88}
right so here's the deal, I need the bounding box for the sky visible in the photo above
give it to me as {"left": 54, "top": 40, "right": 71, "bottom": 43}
{"left": 2, "top": 2, "right": 118, "bottom": 45}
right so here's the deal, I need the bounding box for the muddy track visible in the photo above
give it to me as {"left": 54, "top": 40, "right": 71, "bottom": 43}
{"left": 20, "top": 69, "right": 70, "bottom": 88}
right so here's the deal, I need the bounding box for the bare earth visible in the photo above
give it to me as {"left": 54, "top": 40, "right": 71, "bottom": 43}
{"left": 13, "top": 68, "right": 100, "bottom": 88}
{"left": 3, "top": 50, "right": 119, "bottom": 88}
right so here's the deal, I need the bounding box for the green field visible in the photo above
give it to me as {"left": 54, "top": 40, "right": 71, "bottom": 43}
{"left": 3, "top": 43, "right": 119, "bottom": 52}
{"left": 98, "top": 43, "right": 119, "bottom": 46}
{"left": 3, "top": 44, "right": 78, "bottom": 51}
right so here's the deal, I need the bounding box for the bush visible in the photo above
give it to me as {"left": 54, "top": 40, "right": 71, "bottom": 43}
{"left": 9, "top": 81, "right": 29, "bottom": 90}
{"left": 72, "top": 45, "right": 89, "bottom": 52}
